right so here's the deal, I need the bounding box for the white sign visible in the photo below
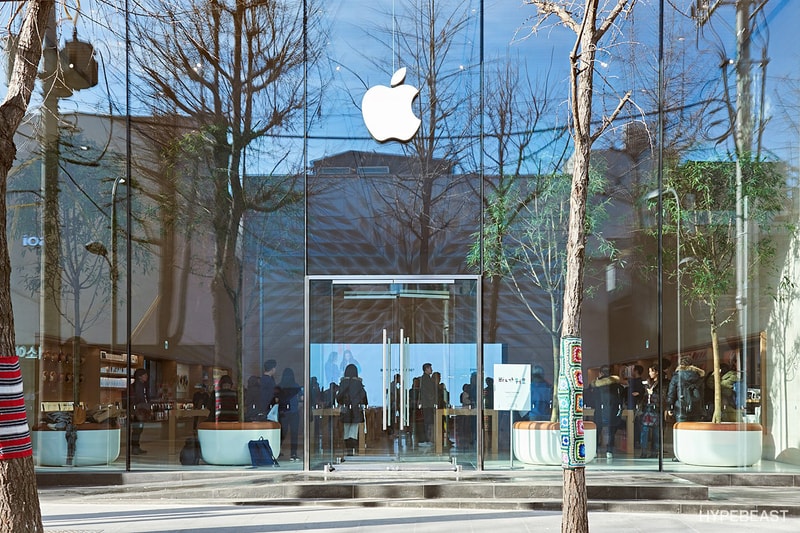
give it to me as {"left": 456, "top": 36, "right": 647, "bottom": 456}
{"left": 493, "top": 363, "right": 530, "bottom": 411}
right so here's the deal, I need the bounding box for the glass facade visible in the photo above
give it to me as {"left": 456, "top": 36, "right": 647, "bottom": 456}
{"left": 3, "top": 0, "right": 799, "bottom": 472}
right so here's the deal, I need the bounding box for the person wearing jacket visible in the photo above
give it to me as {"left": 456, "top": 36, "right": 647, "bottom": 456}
{"left": 667, "top": 355, "right": 706, "bottom": 423}
{"left": 527, "top": 365, "right": 553, "bottom": 421}
{"left": 586, "top": 365, "right": 625, "bottom": 459}
{"left": 640, "top": 364, "right": 666, "bottom": 458}
{"left": 278, "top": 367, "right": 302, "bottom": 461}
{"left": 418, "top": 363, "right": 437, "bottom": 447}
{"left": 704, "top": 362, "right": 741, "bottom": 422}
{"left": 130, "top": 368, "right": 151, "bottom": 455}
{"left": 337, "top": 363, "right": 367, "bottom": 456}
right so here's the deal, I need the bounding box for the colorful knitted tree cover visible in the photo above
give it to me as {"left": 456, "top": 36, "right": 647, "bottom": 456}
{"left": 0, "top": 357, "right": 33, "bottom": 460}
{"left": 559, "top": 336, "right": 585, "bottom": 468}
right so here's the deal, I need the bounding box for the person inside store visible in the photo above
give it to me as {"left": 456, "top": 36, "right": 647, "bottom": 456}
{"left": 309, "top": 376, "right": 322, "bottom": 408}
{"left": 260, "top": 359, "right": 279, "bottom": 419}
{"left": 483, "top": 377, "right": 494, "bottom": 410}
{"left": 215, "top": 375, "right": 239, "bottom": 422}
{"left": 410, "top": 376, "right": 422, "bottom": 441}
{"left": 627, "top": 364, "right": 646, "bottom": 447}
{"left": 278, "top": 367, "right": 302, "bottom": 461}
{"left": 191, "top": 382, "right": 212, "bottom": 430}
{"left": 586, "top": 365, "right": 625, "bottom": 459}
{"left": 418, "top": 363, "right": 437, "bottom": 447}
{"left": 244, "top": 375, "right": 263, "bottom": 421}
{"left": 640, "top": 364, "right": 664, "bottom": 458}
{"left": 130, "top": 367, "right": 151, "bottom": 455}
{"left": 337, "top": 363, "right": 367, "bottom": 456}
{"left": 667, "top": 355, "right": 706, "bottom": 423}
{"left": 527, "top": 364, "right": 553, "bottom": 421}
{"left": 703, "top": 362, "right": 741, "bottom": 422}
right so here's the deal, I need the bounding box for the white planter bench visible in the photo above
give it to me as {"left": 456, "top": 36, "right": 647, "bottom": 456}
{"left": 673, "top": 421, "right": 762, "bottom": 467}
{"left": 33, "top": 425, "right": 121, "bottom": 466}
{"left": 512, "top": 421, "right": 597, "bottom": 465}
{"left": 197, "top": 421, "right": 281, "bottom": 465}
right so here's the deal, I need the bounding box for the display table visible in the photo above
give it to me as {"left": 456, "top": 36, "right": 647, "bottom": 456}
{"left": 167, "top": 408, "right": 209, "bottom": 454}
{"left": 310, "top": 408, "right": 366, "bottom": 453}
{"left": 435, "top": 408, "right": 498, "bottom": 456}
{"left": 33, "top": 424, "right": 121, "bottom": 466}
{"left": 197, "top": 421, "right": 280, "bottom": 465}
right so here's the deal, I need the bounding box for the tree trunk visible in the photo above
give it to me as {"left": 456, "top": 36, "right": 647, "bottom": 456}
{"left": 0, "top": 1, "right": 55, "bottom": 531}
{"left": 0, "top": 458, "right": 42, "bottom": 531}
{"left": 710, "top": 309, "right": 722, "bottom": 423}
{"left": 562, "top": 467, "right": 589, "bottom": 533}
{"left": 560, "top": 3, "right": 599, "bottom": 532}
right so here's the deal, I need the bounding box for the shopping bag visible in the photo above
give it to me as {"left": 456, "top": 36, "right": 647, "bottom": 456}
{"left": 266, "top": 404, "right": 279, "bottom": 423}
{"left": 248, "top": 437, "right": 279, "bottom": 467}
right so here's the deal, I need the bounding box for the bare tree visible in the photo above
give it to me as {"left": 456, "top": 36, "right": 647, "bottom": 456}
{"left": 469, "top": 55, "right": 569, "bottom": 345}
{"left": 129, "top": 0, "right": 318, "bottom": 389}
{"left": 0, "top": 1, "right": 53, "bottom": 529}
{"left": 523, "top": 1, "right": 634, "bottom": 531}
{"left": 360, "top": 0, "right": 478, "bottom": 274}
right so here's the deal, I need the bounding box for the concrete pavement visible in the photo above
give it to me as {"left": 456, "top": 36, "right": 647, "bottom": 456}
{"left": 40, "top": 501, "right": 800, "bottom": 532}
{"left": 37, "top": 468, "right": 800, "bottom": 532}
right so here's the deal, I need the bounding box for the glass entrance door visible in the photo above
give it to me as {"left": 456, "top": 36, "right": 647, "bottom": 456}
{"left": 307, "top": 276, "right": 480, "bottom": 469}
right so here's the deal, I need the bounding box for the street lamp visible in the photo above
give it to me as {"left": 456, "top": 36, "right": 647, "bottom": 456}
{"left": 646, "top": 187, "right": 682, "bottom": 359}
{"left": 84, "top": 240, "right": 117, "bottom": 355}
{"left": 85, "top": 177, "right": 125, "bottom": 356}
{"left": 110, "top": 176, "right": 125, "bottom": 352}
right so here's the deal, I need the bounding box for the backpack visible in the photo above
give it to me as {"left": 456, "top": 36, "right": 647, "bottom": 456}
{"left": 248, "top": 437, "right": 279, "bottom": 467}
{"left": 179, "top": 437, "right": 201, "bottom": 465}
{"left": 684, "top": 382, "right": 702, "bottom": 415}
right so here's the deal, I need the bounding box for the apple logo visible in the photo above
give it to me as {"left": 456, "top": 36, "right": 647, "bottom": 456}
{"left": 361, "top": 67, "right": 421, "bottom": 143}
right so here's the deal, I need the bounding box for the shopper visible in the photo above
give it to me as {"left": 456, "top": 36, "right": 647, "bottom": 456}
{"left": 418, "top": 363, "right": 437, "bottom": 447}
{"left": 586, "top": 365, "right": 625, "bottom": 459}
{"left": 130, "top": 368, "right": 151, "bottom": 455}
{"left": 337, "top": 364, "right": 367, "bottom": 456}
{"left": 278, "top": 367, "right": 302, "bottom": 461}
{"left": 528, "top": 365, "right": 553, "bottom": 421}
{"left": 667, "top": 356, "right": 706, "bottom": 423}
{"left": 215, "top": 375, "right": 238, "bottom": 422}
{"left": 640, "top": 364, "right": 664, "bottom": 458}
{"left": 260, "top": 359, "right": 279, "bottom": 419}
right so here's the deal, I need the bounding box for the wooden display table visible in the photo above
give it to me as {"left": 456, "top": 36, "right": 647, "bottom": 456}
{"left": 167, "top": 408, "right": 209, "bottom": 454}
{"left": 310, "top": 408, "right": 366, "bottom": 454}
{"left": 435, "top": 408, "right": 498, "bottom": 456}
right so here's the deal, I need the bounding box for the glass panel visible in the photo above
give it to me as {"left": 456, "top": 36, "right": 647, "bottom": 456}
{"left": 307, "top": 0, "right": 482, "bottom": 277}
{"left": 308, "top": 277, "right": 479, "bottom": 470}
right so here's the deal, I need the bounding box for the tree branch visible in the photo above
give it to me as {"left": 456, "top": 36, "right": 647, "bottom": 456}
{"left": 591, "top": 90, "right": 632, "bottom": 142}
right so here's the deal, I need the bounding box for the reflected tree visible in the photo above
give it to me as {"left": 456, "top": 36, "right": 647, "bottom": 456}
{"left": 129, "top": 0, "right": 322, "bottom": 402}
{"left": 360, "top": 0, "right": 479, "bottom": 274}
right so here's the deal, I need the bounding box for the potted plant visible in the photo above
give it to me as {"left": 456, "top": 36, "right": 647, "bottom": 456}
{"left": 652, "top": 158, "right": 785, "bottom": 467}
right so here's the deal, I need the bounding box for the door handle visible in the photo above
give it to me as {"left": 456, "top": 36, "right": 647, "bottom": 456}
{"left": 382, "top": 328, "right": 389, "bottom": 431}
{"left": 399, "top": 328, "right": 406, "bottom": 429}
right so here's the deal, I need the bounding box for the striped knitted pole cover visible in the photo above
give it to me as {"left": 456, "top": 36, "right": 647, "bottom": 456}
{"left": 0, "top": 357, "right": 33, "bottom": 460}
{"left": 559, "top": 336, "right": 585, "bottom": 468}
